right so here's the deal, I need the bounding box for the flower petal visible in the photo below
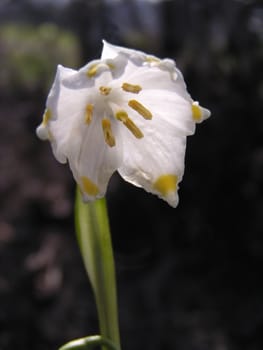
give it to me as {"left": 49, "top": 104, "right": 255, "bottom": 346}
{"left": 62, "top": 55, "right": 128, "bottom": 90}
{"left": 46, "top": 83, "right": 93, "bottom": 163}
{"left": 115, "top": 60, "right": 196, "bottom": 135}
{"left": 138, "top": 89, "right": 196, "bottom": 135}
{"left": 101, "top": 40, "right": 145, "bottom": 63}
{"left": 192, "top": 101, "right": 211, "bottom": 123}
{"left": 108, "top": 47, "right": 192, "bottom": 103}
{"left": 117, "top": 104, "right": 188, "bottom": 207}
{"left": 61, "top": 59, "right": 109, "bottom": 90}
{"left": 36, "top": 64, "right": 76, "bottom": 143}
{"left": 67, "top": 115, "right": 122, "bottom": 201}
{"left": 48, "top": 97, "right": 122, "bottom": 200}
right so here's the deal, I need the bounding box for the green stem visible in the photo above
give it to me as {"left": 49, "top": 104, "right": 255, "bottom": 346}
{"left": 75, "top": 189, "right": 121, "bottom": 350}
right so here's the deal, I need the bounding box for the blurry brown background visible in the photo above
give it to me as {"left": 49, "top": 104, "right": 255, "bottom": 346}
{"left": 0, "top": 0, "right": 262, "bottom": 349}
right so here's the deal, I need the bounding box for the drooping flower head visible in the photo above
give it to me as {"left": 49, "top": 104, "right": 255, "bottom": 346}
{"left": 37, "top": 41, "right": 210, "bottom": 207}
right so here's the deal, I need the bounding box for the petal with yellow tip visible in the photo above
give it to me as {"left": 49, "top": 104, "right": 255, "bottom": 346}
{"left": 81, "top": 176, "right": 99, "bottom": 196}
{"left": 192, "top": 101, "right": 211, "bottom": 123}
{"left": 153, "top": 174, "right": 178, "bottom": 196}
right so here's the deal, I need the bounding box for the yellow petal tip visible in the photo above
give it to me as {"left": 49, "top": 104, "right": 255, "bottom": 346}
{"left": 192, "top": 102, "right": 203, "bottom": 122}
{"left": 153, "top": 174, "right": 178, "bottom": 196}
{"left": 81, "top": 176, "right": 99, "bottom": 196}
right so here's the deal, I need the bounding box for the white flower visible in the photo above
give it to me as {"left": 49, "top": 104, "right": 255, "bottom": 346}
{"left": 36, "top": 40, "right": 210, "bottom": 207}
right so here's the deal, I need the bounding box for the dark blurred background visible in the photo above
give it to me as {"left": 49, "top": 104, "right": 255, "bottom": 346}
{"left": 0, "top": 0, "right": 262, "bottom": 349}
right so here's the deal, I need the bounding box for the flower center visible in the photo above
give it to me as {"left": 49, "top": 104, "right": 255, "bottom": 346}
{"left": 85, "top": 79, "right": 153, "bottom": 148}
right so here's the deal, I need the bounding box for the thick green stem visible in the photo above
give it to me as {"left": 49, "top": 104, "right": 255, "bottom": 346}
{"left": 75, "top": 189, "right": 121, "bottom": 350}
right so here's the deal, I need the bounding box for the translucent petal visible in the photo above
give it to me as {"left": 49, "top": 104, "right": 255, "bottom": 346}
{"left": 138, "top": 89, "right": 196, "bottom": 135}
{"left": 66, "top": 116, "right": 122, "bottom": 201}
{"left": 47, "top": 99, "right": 122, "bottom": 200}
{"left": 61, "top": 59, "right": 107, "bottom": 89}
{"left": 62, "top": 55, "right": 128, "bottom": 90}
{"left": 117, "top": 106, "right": 188, "bottom": 207}
{"left": 46, "top": 62, "right": 128, "bottom": 164}
{"left": 101, "top": 40, "right": 146, "bottom": 63}
{"left": 46, "top": 84, "right": 93, "bottom": 164}
{"left": 110, "top": 50, "right": 192, "bottom": 102}
{"left": 48, "top": 65, "right": 77, "bottom": 113}
{"left": 36, "top": 64, "right": 77, "bottom": 142}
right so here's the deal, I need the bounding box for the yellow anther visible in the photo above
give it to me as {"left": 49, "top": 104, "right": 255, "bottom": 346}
{"left": 123, "top": 118, "right": 144, "bottom": 139}
{"left": 85, "top": 104, "right": 94, "bottom": 125}
{"left": 99, "top": 86, "right": 112, "bottom": 96}
{"left": 115, "top": 110, "right": 128, "bottom": 122}
{"left": 153, "top": 174, "right": 178, "bottom": 196}
{"left": 42, "top": 109, "right": 52, "bottom": 126}
{"left": 122, "top": 83, "right": 142, "bottom": 94}
{"left": 192, "top": 103, "right": 202, "bottom": 122}
{"left": 101, "top": 118, "right": 116, "bottom": 147}
{"left": 86, "top": 64, "right": 99, "bottom": 78}
{"left": 128, "top": 99, "right": 152, "bottom": 120}
{"left": 81, "top": 176, "right": 99, "bottom": 196}
{"left": 115, "top": 110, "right": 143, "bottom": 139}
{"left": 87, "top": 62, "right": 113, "bottom": 78}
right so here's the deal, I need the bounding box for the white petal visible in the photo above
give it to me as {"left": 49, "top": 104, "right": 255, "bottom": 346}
{"left": 115, "top": 54, "right": 192, "bottom": 103}
{"left": 117, "top": 106, "right": 188, "bottom": 207}
{"left": 48, "top": 65, "right": 77, "bottom": 112}
{"left": 101, "top": 40, "right": 119, "bottom": 59}
{"left": 62, "top": 59, "right": 107, "bottom": 89}
{"left": 101, "top": 40, "right": 145, "bottom": 62}
{"left": 115, "top": 61, "right": 196, "bottom": 135}
{"left": 139, "top": 89, "right": 196, "bottom": 135}
{"left": 36, "top": 65, "right": 76, "bottom": 142}
{"left": 47, "top": 84, "right": 92, "bottom": 164}
{"left": 48, "top": 96, "right": 122, "bottom": 200}
{"left": 62, "top": 55, "right": 128, "bottom": 90}
{"left": 66, "top": 116, "right": 122, "bottom": 201}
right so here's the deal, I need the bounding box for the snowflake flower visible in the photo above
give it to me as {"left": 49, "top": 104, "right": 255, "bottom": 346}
{"left": 36, "top": 40, "right": 210, "bottom": 207}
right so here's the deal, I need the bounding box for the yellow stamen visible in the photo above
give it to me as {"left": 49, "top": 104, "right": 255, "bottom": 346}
{"left": 81, "top": 176, "right": 99, "bottom": 196}
{"left": 101, "top": 118, "right": 116, "bottom": 147}
{"left": 128, "top": 99, "right": 152, "bottom": 120}
{"left": 86, "top": 64, "right": 99, "bottom": 78}
{"left": 192, "top": 103, "right": 202, "bottom": 122}
{"left": 115, "top": 110, "right": 128, "bottom": 122}
{"left": 42, "top": 109, "right": 52, "bottom": 126}
{"left": 122, "top": 83, "right": 142, "bottom": 94}
{"left": 85, "top": 104, "right": 93, "bottom": 125}
{"left": 116, "top": 110, "right": 144, "bottom": 139}
{"left": 99, "top": 86, "right": 111, "bottom": 96}
{"left": 153, "top": 174, "right": 178, "bottom": 196}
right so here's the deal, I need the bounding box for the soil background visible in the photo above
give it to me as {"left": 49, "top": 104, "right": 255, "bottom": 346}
{"left": 0, "top": 1, "right": 263, "bottom": 350}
